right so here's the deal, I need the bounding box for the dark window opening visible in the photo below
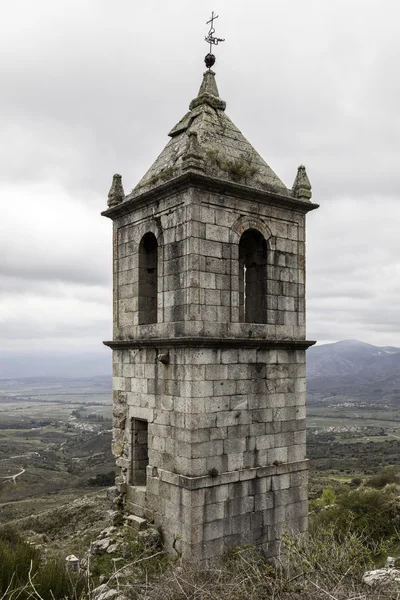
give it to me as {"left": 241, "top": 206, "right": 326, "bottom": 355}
{"left": 131, "top": 418, "right": 148, "bottom": 486}
{"left": 138, "top": 232, "right": 158, "bottom": 324}
{"left": 239, "top": 229, "right": 268, "bottom": 323}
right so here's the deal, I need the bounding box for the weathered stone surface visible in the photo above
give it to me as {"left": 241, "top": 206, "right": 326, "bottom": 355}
{"left": 90, "top": 537, "right": 112, "bottom": 555}
{"left": 292, "top": 165, "right": 312, "bottom": 201}
{"left": 106, "top": 487, "right": 118, "bottom": 502}
{"left": 126, "top": 515, "right": 147, "bottom": 532}
{"left": 102, "top": 66, "right": 317, "bottom": 562}
{"left": 130, "top": 71, "right": 293, "bottom": 197}
{"left": 107, "top": 509, "right": 124, "bottom": 526}
{"left": 362, "top": 567, "right": 400, "bottom": 587}
{"left": 65, "top": 554, "right": 79, "bottom": 571}
{"left": 138, "top": 527, "right": 161, "bottom": 546}
{"left": 92, "top": 585, "right": 120, "bottom": 600}
{"left": 107, "top": 174, "right": 125, "bottom": 208}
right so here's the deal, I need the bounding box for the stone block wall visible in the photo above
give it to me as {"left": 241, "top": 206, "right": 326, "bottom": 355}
{"left": 106, "top": 178, "right": 313, "bottom": 561}
{"left": 112, "top": 344, "right": 308, "bottom": 560}
{"left": 145, "top": 461, "right": 308, "bottom": 560}
{"left": 113, "top": 190, "right": 189, "bottom": 334}
{"left": 113, "top": 186, "right": 306, "bottom": 342}
{"left": 187, "top": 190, "right": 305, "bottom": 336}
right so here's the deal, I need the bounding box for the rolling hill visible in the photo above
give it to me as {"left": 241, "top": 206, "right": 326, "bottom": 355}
{"left": 307, "top": 339, "right": 400, "bottom": 403}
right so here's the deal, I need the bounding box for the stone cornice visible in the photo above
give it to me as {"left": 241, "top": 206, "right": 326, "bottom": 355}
{"left": 103, "top": 338, "right": 316, "bottom": 350}
{"left": 153, "top": 460, "right": 310, "bottom": 491}
{"left": 101, "top": 171, "right": 319, "bottom": 220}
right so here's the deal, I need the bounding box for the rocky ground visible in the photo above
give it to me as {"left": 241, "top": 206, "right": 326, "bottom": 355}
{"left": 3, "top": 488, "right": 400, "bottom": 599}
{"left": 6, "top": 490, "right": 112, "bottom": 558}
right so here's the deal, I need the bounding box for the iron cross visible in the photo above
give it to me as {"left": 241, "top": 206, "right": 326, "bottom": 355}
{"left": 205, "top": 11, "right": 225, "bottom": 53}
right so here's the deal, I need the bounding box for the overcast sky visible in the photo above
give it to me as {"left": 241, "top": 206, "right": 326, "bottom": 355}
{"left": 1, "top": 0, "right": 399, "bottom": 361}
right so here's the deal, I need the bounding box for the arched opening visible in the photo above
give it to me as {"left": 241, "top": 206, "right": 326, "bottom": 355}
{"left": 239, "top": 229, "right": 268, "bottom": 323}
{"left": 138, "top": 232, "right": 158, "bottom": 325}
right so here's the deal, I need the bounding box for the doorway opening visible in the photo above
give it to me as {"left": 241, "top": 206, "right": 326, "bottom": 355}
{"left": 131, "top": 418, "right": 148, "bottom": 486}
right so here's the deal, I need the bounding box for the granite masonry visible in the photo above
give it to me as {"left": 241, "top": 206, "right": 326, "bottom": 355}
{"left": 103, "top": 69, "right": 318, "bottom": 561}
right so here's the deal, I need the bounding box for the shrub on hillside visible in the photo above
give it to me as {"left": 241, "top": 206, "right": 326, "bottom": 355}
{"left": 310, "top": 483, "right": 400, "bottom": 547}
{"left": 88, "top": 470, "right": 115, "bottom": 486}
{"left": 367, "top": 466, "right": 400, "bottom": 489}
{"left": 350, "top": 477, "right": 362, "bottom": 488}
{"left": 319, "top": 485, "right": 336, "bottom": 506}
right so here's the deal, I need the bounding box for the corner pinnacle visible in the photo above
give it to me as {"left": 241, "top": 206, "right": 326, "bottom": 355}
{"left": 108, "top": 174, "right": 125, "bottom": 207}
{"left": 292, "top": 165, "right": 312, "bottom": 201}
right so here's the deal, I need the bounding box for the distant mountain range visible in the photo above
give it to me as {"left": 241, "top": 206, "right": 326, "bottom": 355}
{"left": 1, "top": 340, "right": 399, "bottom": 403}
{"left": 307, "top": 339, "right": 400, "bottom": 402}
{"left": 0, "top": 351, "right": 112, "bottom": 379}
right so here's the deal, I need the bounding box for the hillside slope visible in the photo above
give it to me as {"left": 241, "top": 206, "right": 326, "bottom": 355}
{"left": 307, "top": 340, "right": 400, "bottom": 402}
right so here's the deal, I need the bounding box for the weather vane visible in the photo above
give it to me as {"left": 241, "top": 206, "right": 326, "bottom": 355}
{"left": 204, "top": 11, "right": 225, "bottom": 70}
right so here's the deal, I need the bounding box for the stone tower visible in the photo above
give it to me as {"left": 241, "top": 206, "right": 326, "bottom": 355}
{"left": 103, "top": 68, "right": 318, "bottom": 561}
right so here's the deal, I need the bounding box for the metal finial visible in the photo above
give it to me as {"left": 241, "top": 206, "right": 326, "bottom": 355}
{"left": 204, "top": 11, "right": 225, "bottom": 69}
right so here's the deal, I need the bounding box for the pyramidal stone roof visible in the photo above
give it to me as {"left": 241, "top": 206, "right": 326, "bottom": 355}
{"left": 125, "top": 70, "right": 311, "bottom": 202}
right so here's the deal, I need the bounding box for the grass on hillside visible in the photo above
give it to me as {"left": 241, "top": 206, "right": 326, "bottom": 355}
{"left": 2, "top": 470, "right": 400, "bottom": 599}
{"left": 0, "top": 523, "right": 394, "bottom": 600}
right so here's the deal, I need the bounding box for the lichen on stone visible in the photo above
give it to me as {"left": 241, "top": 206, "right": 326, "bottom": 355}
{"left": 134, "top": 165, "right": 178, "bottom": 192}
{"left": 108, "top": 174, "right": 125, "bottom": 207}
{"left": 205, "top": 148, "right": 258, "bottom": 183}
{"left": 292, "top": 165, "right": 312, "bottom": 201}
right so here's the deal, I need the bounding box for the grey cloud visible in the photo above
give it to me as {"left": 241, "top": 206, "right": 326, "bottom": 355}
{"left": 0, "top": 293, "right": 111, "bottom": 343}
{"left": 308, "top": 286, "right": 376, "bottom": 300}
{"left": 0, "top": 318, "right": 110, "bottom": 341}
{"left": 307, "top": 192, "right": 400, "bottom": 344}
{"left": 0, "top": 262, "right": 110, "bottom": 287}
{"left": 1, "top": 275, "right": 110, "bottom": 304}
{"left": 1, "top": 0, "right": 400, "bottom": 352}
{"left": 0, "top": 183, "right": 111, "bottom": 289}
{"left": 1, "top": 1, "right": 399, "bottom": 198}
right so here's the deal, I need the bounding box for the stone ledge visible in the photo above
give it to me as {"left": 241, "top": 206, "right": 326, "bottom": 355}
{"left": 101, "top": 171, "right": 319, "bottom": 220}
{"left": 103, "top": 338, "right": 316, "bottom": 351}
{"left": 153, "top": 460, "right": 309, "bottom": 490}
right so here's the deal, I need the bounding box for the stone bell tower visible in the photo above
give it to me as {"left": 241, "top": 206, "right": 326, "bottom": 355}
{"left": 103, "top": 61, "right": 318, "bottom": 560}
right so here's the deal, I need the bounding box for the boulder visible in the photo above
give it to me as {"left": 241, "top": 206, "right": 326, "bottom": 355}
{"left": 90, "top": 537, "right": 111, "bottom": 555}
{"left": 91, "top": 584, "right": 120, "bottom": 600}
{"left": 65, "top": 554, "right": 80, "bottom": 572}
{"left": 386, "top": 556, "right": 396, "bottom": 568}
{"left": 106, "top": 487, "right": 118, "bottom": 502}
{"left": 138, "top": 527, "right": 161, "bottom": 547}
{"left": 362, "top": 567, "right": 400, "bottom": 588}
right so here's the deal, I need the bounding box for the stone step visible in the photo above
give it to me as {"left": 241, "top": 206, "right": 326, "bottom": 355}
{"left": 126, "top": 485, "right": 146, "bottom": 507}
{"left": 126, "top": 500, "right": 145, "bottom": 518}
{"left": 126, "top": 514, "right": 147, "bottom": 532}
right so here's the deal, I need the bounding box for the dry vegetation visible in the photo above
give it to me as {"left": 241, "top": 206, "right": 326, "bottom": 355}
{"left": 2, "top": 472, "right": 400, "bottom": 600}
{"left": 1, "top": 526, "right": 398, "bottom": 600}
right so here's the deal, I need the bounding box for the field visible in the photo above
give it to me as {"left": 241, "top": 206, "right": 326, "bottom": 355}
{"left": 1, "top": 375, "right": 399, "bottom": 523}
{"left": 0, "top": 377, "right": 114, "bottom": 522}
{"left": 307, "top": 394, "right": 400, "bottom": 496}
